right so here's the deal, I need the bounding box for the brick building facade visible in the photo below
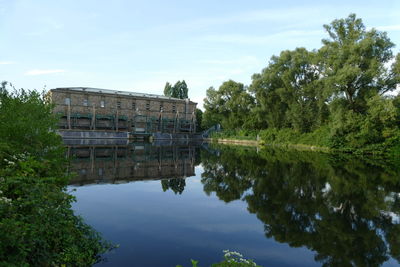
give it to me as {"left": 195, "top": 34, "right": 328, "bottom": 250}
{"left": 50, "top": 87, "right": 197, "bottom": 133}
{"left": 67, "top": 144, "right": 197, "bottom": 185}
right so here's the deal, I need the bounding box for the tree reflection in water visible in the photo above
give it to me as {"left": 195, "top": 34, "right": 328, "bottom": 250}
{"left": 161, "top": 178, "right": 186, "bottom": 195}
{"left": 200, "top": 145, "right": 400, "bottom": 266}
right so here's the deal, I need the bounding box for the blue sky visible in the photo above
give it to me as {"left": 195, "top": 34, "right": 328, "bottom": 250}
{"left": 1, "top": 0, "right": 399, "bottom": 108}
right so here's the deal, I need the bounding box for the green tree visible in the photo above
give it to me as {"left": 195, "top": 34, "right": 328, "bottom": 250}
{"left": 202, "top": 80, "right": 254, "bottom": 130}
{"left": 163, "top": 82, "right": 173, "bottom": 97}
{"left": 0, "top": 82, "right": 62, "bottom": 156}
{"left": 202, "top": 87, "right": 223, "bottom": 129}
{"left": 250, "top": 48, "right": 326, "bottom": 132}
{"left": 164, "top": 80, "right": 189, "bottom": 99}
{"left": 319, "top": 13, "right": 398, "bottom": 113}
{"left": 0, "top": 82, "right": 112, "bottom": 266}
{"left": 195, "top": 108, "right": 204, "bottom": 132}
{"left": 161, "top": 178, "right": 186, "bottom": 194}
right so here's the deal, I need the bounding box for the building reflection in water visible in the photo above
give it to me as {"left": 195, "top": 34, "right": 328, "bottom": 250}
{"left": 65, "top": 140, "right": 201, "bottom": 186}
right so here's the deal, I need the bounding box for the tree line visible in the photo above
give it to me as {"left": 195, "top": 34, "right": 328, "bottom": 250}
{"left": 202, "top": 14, "right": 400, "bottom": 153}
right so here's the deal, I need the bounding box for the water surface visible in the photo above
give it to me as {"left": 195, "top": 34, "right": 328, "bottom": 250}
{"left": 67, "top": 142, "right": 400, "bottom": 266}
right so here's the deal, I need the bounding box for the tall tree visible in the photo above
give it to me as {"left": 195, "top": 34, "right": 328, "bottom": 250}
{"left": 202, "top": 80, "right": 254, "bottom": 130}
{"left": 202, "top": 87, "right": 223, "bottom": 129}
{"left": 163, "top": 82, "right": 173, "bottom": 97}
{"left": 319, "top": 13, "right": 397, "bottom": 113}
{"left": 163, "top": 80, "right": 189, "bottom": 99}
{"left": 195, "top": 108, "right": 204, "bottom": 132}
{"left": 250, "top": 48, "right": 325, "bottom": 132}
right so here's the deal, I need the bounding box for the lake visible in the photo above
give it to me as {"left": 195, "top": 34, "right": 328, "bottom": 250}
{"left": 66, "top": 141, "right": 400, "bottom": 266}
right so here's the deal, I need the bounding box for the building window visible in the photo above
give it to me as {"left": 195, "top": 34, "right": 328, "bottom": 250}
{"left": 100, "top": 100, "right": 105, "bottom": 108}
{"left": 83, "top": 99, "right": 88, "bottom": 106}
{"left": 132, "top": 101, "right": 136, "bottom": 110}
{"left": 117, "top": 101, "right": 121, "bottom": 109}
{"left": 159, "top": 102, "right": 163, "bottom": 112}
{"left": 172, "top": 103, "right": 176, "bottom": 113}
{"left": 146, "top": 101, "right": 150, "bottom": 111}
{"left": 65, "top": 98, "right": 71, "bottom": 105}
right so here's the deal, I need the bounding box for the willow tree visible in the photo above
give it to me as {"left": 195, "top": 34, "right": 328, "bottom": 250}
{"left": 163, "top": 80, "right": 189, "bottom": 99}
{"left": 319, "top": 13, "right": 398, "bottom": 113}
{"left": 202, "top": 80, "right": 254, "bottom": 130}
{"left": 250, "top": 48, "right": 325, "bottom": 132}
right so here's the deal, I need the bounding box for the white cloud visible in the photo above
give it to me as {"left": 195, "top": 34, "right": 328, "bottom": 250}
{"left": 0, "top": 61, "right": 15, "bottom": 65}
{"left": 25, "top": 69, "right": 65, "bottom": 76}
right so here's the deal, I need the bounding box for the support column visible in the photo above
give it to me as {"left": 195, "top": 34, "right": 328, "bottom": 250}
{"left": 67, "top": 103, "right": 71, "bottom": 129}
{"left": 116, "top": 109, "right": 119, "bottom": 132}
{"left": 174, "top": 111, "right": 179, "bottom": 133}
{"left": 90, "top": 147, "right": 94, "bottom": 173}
{"left": 91, "top": 103, "right": 96, "bottom": 130}
{"left": 192, "top": 111, "right": 196, "bottom": 133}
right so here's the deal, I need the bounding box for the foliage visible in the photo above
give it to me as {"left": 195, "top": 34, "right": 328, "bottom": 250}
{"left": 211, "top": 129, "right": 259, "bottom": 141}
{"left": 250, "top": 48, "right": 325, "bottom": 132}
{"left": 259, "top": 126, "right": 331, "bottom": 149}
{"left": 201, "top": 14, "right": 400, "bottom": 155}
{"left": 202, "top": 80, "right": 254, "bottom": 130}
{"left": 164, "top": 80, "right": 189, "bottom": 99}
{"left": 0, "top": 155, "right": 112, "bottom": 266}
{"left": 0, "top": 82, "right": 62, "bottom": 157}
{"left": 0, "top": 83, "right": 112, "bottom": 266}
{"left": 161, "top": 178, "right": 186, "bottom": 194}
{"left": 195, "top": 108, "right": 204, "bottom": 132}
{"left": 320, "top": 14, "right": 397, "bottom": 113}
{"left": 202, "top": 87, "right": 223, "bottom": 129}
{"left": 176, "top": 250, "right": 260, "bottom": 267}
{"left": 212, "top": 250, "right": 260, "bottom": 267}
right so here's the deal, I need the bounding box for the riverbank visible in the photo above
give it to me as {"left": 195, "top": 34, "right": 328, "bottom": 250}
{"left": 208, "top": 137, "right": 399, "bottom": 157}
{"left": 205, "top": 138, "right": 260, "bottom": 146}
{"left": 208, "top": 124, "right": 400, "bottom": 157}
{"left": 209, "top": 137, "right": 333, "bottom": 154}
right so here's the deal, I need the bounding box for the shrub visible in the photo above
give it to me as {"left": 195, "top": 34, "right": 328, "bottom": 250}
{"left": 0, "top": 83, "right": 113, "bottom": 266}
{"left": 176, "top": 250, "right": 261, "bottom": 267}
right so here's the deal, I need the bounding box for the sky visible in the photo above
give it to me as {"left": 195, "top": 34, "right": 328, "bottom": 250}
{"left": 0, "top": 0, "right": 399, "bottom": 109}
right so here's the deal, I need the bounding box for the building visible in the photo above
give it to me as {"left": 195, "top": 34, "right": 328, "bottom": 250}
{"left": 67, "top": 143, "right": 197, "bottom": 185}
{"left": 50, "top": 87, "right": 197, "bottom": 134}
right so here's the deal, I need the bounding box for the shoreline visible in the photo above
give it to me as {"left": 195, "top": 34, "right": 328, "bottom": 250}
{"left": 205, "top": 138, "right": 260, "bottom": 146}
{"left": 207, "top": 138, "right": 394, "bottom": 158}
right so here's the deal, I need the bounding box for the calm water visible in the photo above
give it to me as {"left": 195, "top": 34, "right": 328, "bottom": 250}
{"left": 66, "top": 141, "right": 400, "bottom": 267}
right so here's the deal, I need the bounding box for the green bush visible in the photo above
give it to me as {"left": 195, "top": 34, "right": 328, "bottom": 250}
{"left": 0, "top": 153, "right": 113, "bottom": 266}
{"left": 0, "top": 83, "right": 113, "bottom": 266}
{"left": 259, "top": 127, "right": 330, "bottom": 148}
{"left": 177, "top": 250, "right": 261, "bottom": 267}
{"left": 0, "top": 84, "right": 62, "bottom": 156}
{"left": 211, "top": 129, "right": 259, "bottom": 140}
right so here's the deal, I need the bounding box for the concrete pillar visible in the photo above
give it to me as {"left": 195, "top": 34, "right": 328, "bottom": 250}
{"left": 116, "top": 109, "right": 119, "bottom": 132}
{"left": 174, "top": 111, "right": 179, "bottom": 133}
{"left": 184, "top": 98, "right": 189, "bottom": 120}
{"left": 67, "top": 103, "right": 71, "bottom": 129}
{"left": 91, "top": 103, "right": 96, "bottom": 130}
{"left": 90, "top": 147, "right": 94, "bottom": 173}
